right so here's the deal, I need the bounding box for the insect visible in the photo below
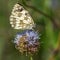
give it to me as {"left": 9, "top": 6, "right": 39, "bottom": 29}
{"left": 10, "top": 3, "right": 35, "bottom": 30}
{"left": 9, "top": 3, "right": 40, "bottom": 57}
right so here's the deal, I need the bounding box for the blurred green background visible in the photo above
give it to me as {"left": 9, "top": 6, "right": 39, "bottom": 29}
{"left": 0, "top": 0, "right": 60, "bottom": 60}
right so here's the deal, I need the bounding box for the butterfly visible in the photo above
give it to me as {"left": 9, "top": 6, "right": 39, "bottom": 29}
{"left": 10, "top": 3, "right": 35, "bottom": 30}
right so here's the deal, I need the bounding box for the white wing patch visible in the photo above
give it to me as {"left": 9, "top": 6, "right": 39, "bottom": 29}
{"left": 10, "top": 3, "right": 35, "bottom": 29}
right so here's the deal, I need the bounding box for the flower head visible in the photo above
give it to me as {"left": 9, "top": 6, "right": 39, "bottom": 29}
{"left": 14, "top": 30, "right": 40, "bottom": 55}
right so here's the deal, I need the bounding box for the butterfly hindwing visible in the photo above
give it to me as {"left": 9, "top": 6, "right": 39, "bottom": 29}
{"left": 10, "top": 3, "right": 35, "bottom": 30}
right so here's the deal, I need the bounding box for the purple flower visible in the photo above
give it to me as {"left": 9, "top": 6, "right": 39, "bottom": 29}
{"left": 14, "top": 30, "right": 40, "bottom": 55}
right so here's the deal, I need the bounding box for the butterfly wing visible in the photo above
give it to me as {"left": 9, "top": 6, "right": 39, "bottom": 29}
{"left": 10, "top": 3, "right": 35, "bottom": 30}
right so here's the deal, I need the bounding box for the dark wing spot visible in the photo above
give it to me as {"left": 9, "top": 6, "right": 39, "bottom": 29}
{"left": 25, "top": 12, "right": 29, "bottom": 15}
{"left": 18, "top": 8, "right": 23, "bottom": 12}
{"left": 25, "top": 13, "right": 28, "bottom": 15}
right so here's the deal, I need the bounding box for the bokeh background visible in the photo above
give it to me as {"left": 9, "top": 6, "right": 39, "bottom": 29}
{"left": 0, "top": 0, "right": 60, "bottom": 60}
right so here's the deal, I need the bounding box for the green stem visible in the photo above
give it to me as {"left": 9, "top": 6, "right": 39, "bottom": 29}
{"left": 30, "top": 56, "right": 33, "bottom": 60}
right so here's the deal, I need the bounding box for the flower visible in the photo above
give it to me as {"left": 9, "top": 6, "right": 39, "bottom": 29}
{"left": 14, "top": 30, "right": 40, "bottom": 55}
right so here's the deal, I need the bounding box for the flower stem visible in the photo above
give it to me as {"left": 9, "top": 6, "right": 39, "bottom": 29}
{"left": 30, "top": 56, "right": 33, "bottom": 60}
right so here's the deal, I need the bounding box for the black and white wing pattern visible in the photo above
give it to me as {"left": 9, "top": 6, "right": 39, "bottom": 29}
{"left": 10, "top": 3, "right": 35, "bottom": 30}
